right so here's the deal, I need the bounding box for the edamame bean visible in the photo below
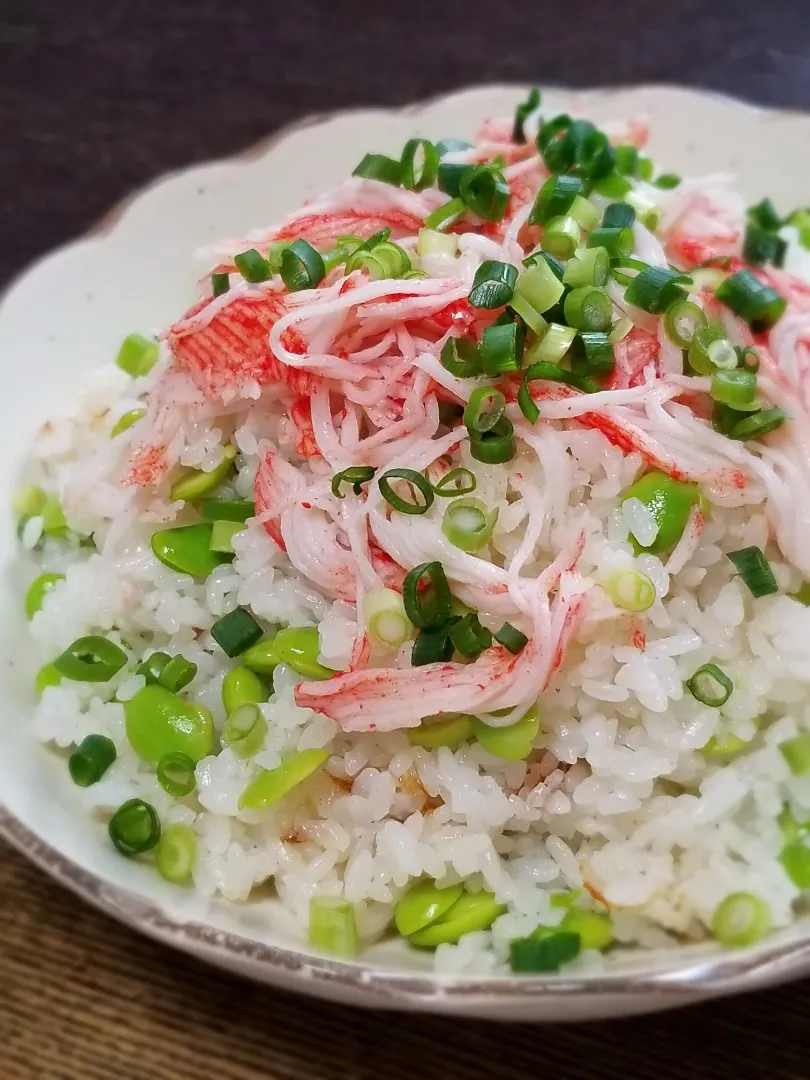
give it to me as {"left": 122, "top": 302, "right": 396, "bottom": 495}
{"left": 621, "top": 471, "right": 701, "bottom": 553}
{"left": 41, "top": 497, "right": 68, "bottom": 537}
{"left": 170, "top": 444, "right": 237, "bottom": 502}
{"left": 110, "top": 408, "right": 146, "bottom": 437}
{"left": 559, "top": 908, "right": 614, "bottom": 951}
{"left": 408, "top": 889, "right": 506, "bottom": 948}
{"left": 222, "top": 666, "right": 269, "bottom": 713}
{"left": 124, "top": 684, "right": 215, "bottom": 765}
{"left": 151, "top": 523, "right": 227, "bottom": 578}
{"left": 407, "top": 714, "right": 474, "bottom": 750}
{"left": 394, "top": 880, "right": 464, "bottom": 937}
{"left": 25, "top": 572, "right": 64, "bottom": 620}
{"left": 469, "top": 706, "right": 540, "bottom": 761}
{"left": 241, "top": 636, "right": 281, "bottom": 675}
{"left": 271, "top": 627, "right": 334, "bottom": 679}
{"left": 238, "top": 749, "right": 328, "bottom": 810}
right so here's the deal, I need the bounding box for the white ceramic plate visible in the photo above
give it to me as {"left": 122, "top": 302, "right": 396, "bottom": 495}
{"left": 3, "top": 84, "right": 810, "bottom": 1022}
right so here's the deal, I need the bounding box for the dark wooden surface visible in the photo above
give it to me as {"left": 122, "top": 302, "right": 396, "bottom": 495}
{"left": 3, "top": 3, "right": 810, "bottom": 1076}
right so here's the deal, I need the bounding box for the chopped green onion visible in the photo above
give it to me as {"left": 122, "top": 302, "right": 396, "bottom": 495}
{"left": 588, "top": 225, "right": 635, "bottom": 259}
{"left": 494, "top": 622, "right": 528, "bottom": 654}
{"left": 563, "top": 247, "right": 610, "bottom": 289}
{"left": 403, "top": 269, "right": 428, "bottom": 280}
{"left": 417, "top": 228, "right": 458, "bottom": 258}
{"left": 603, "top": 202, "right": 636, "bottom": 229}
{"left": 158, "top": 654, "right": 197, "bottom": 693}
{"left": 363, "top": 588, "right": 412, "bottom": 649}
{"left": 25, "top": 572, "right": 64, "bottom": 620}
{"left": 463, "top": 386, "right": 506, "bottom": 434}
{"left": 518, "top": 361, "right": 598, "bottom": 423}
{"left": 210, "top": 608, "right": 264, "bottom": 657}
{"left": 441, "top": 498, "right": 498, "bottom": 554}
{"left": 712, "top": 892, "right": 771, "bottom": 947}
{"left": 460, "top": 164, "right": 510, "bottom": 222}
{"left": 157, "top": 752, "right": 197, "bottom": 797}
{"left": 437, "top": 156, "right": 471, "bottom": 197}
{"left": 508, "top": 294, "right": 549, "bottom": 336}
{"left": 609, "top": 316, "right": 634, "bottom": 344}
{"left": 268, "top": 241, "right": 291, "bottom": 274}
{"left": 400, "top": 139, "right": 439, "bottom": 191}
{"left": 560, "top": 908, "right": 614, "bottom": 950}
{"left": 309, "top": 897, "right": 359, "bottom": 957}
{"left": 480, "top": 321, "right": 524, "bottom": 374}
{"left": 54, "top": 635, "right": 127, "bottom": 683}
{"left": 743, "top": 222, "right": 786, "bottom": 268}
{"left": 331, "top": 466, "right": 376, "bottom": 498}
{"left": 412, "top": 625, "right": 455, "bottom": 666}
{"left": 686, "top": 663, "right": 733, "bottom": 707}
{"left": 515, "top": 259, "right": 565, "bottom": 312}
{"left": 525, "top": 250, "right": 565, "bottom": 280}
{"left": 449, "top": 613, "right": 493, "bottom": 659}
{"left": 594, "top": 171, "right": 632, "bottom": 198}
{"left": 664, "top": 299, "right": 707, "bottom": 348}
{"left": 526, "top": 323, "right": 577, "bottom": 364}
{"left": 537, "top": 113, "right": 579, "bottom": 172}
{"left": 614, "top": 145, "right": 639, "bottom": 175}
{"left": 570, "top": 331, "right": 614, "bottom": 376}
{"left": 223, "top": 703, "right": 267, "bottom": 758}
{"left": 576, "top": 129, "right": 616, "bottom": 180}
{"left": 403, "top": 561, "right": 452, "bottom": 631}
{"left": 779, "top": 733, "right": 810, "bottom": 776}
{"left": 359, "top": 228, "right": 392, "bottom": 250}
{"left": 116, "top": 334, "right": 159, "bottom": 377}
{"left": 35, "top": 663, "right": 62, "bottom": 696}
{"left": 234, "top": 248, "right": 271, "bottom": 283}
{"left": 468, "top": 260, "right": 518, "bottom": 309}
{"left": 170, "top": 443, "right": 237, "bottom": 502}
{"left": 280, "top": 239, "right": 325, "bottom": 291}
{"left": 468, "top": 416, "right": 516, "bottom": 464}
{"left": 739, "top": 347, "right": 761, "bottom": 374}
{"left": 202, "top": 498, "right": 255, "bottom": 522}
{"left": 715, "top": 269, "right": 786, "bottom": 331}
{"left": 137, "top": 651, "right": 170, "bottom": 685}
{"left": 238, "top": 749, "right": 329, "bottom": 810}
{"left": 12, "top": 484, "right": 46, "bottom": 521}
{"left": 432, "top": 468, "right": 476, "bottom": 497}
{"left": 109, "top": 798, "right": 161, "bottom": 857}
{"left": 780, "top": 842, "right": 810, "bottom": 889}
{"left": 688, "top": 323, "right": 729, "bottom": 375}
{"left": 541, "top": 215, "right": 581, "bottom": 260}
{"left": 569, "top": 196, "right": 600, "bottom": 231}
{"left": 424, "top": 197, "right": 466, "bottom": 232}
{"left": 728, "top": 408, "right": 788, "bottom": 441}
{"left": 408, "top": 889, "right": 506, "bottom": 946}
{"left": 210, "top": 520, "right": 245, "bottom": 554}
{"left": 379, "top": 468, "right": 435, "bottom": 515}
{"left": 637, "top": 156, "right": 654, "bottom": 181}
{"left": 439, "top": 337, "right": 481, "bottom": 378}
{"left": 707, "top": 339, "right": 739, "bottom": 371}
{"left": 727, "top": 546, "right": 778, "bottom": 598}
{"left": 622, "top": 472, "right": 700, "bottom": 554}
{"left": 352, "top": 153, "right": 402, "bottom": 185}
{"left": 69, "top": 734, "right": 117, "bottom": 788}
{"left": 563, "top": 286, "right": 612, "bottom": 332}
{"left": 513, "top": 88, "right": 541, "bottom": 144}
{"left": 211, "top": 272, "right": 230, "bottom": 298}
{"left": 749, "top": 198, "right": 783, "bottom": 231}
{"left": 529, "top": 175, "right": 583, "bottom": 226}
{"left": 604, "top": 569, "right": 656, "bottom": 612}
{"left": 156, "top": 823, "right": 196, "bottom": 884}
{"left": 346, "top": 241, "right": 410, "bottom": 279}
{"left": 624, "top": 266, "right": 688, "bottom": 314}
{"left": 653, "top": 172, "right": 682, "bottom": 190}
{"left": 710, "top": 369, "right": 758, "bottom": 409}
{"left": 625, "top": 190, "right": 661, "bottom": 231}
{"left": 110, "top": 408, "right": 146, "bottom": 438}
{"left": 510, "top": 930, "right": 582, "bottom": 973}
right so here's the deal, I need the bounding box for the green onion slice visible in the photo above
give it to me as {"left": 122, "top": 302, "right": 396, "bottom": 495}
{"left": 570, "top": 331, "right": 614, "bottom": 376}
{"left": 210, "top": 608, "right": 264, "bottom": 658}
{"left": 727, "top": 546, "right": 778, "bottom": 598}
{"left": 157, "top": 751, "right": 197, "bottom": 797}
{"left": 54, "top": 636, "right": 127, "bottom": 683}
{"left": 234, "top": 248, "right": 271, "bottom": 284}
{"left": 780, "top": 733, "right": 810, "bottom": 777}
{"left": 403, "top": 561, "right": 453, "bottom": 630}
{"left": 576, "top": 130, "right": 616, "bottom": 180}
{"left": 400, "top": 139, "right": 439, "bottom": 191}
{"left": 463, "top": 387, "right": 506, "bottom": 434}
{"left": 563, "top": 286, "right": 612, "bottom": 332}
{"left": 449, "top": 612, "right": 493, "bottom": 658}
{"left": 513, "top": 88, "right": 541, "bottom": 144}
{"left": 211, "top": 272, "right": 230, "bottom": 298}
{"left": 439, "top": 337, "right": 481, "bottom": 378}
{"left": 469, "top": 415, "right": 516, "bottom": 464}
{"left": 331, "top": 466, "right": 376, "bottom": 499}
{"left": 529, "top": 175, "right": 583, "bottom": 226}
{"left": 654, "top": 172, "right": 682, "bottom": 190}
{"left": 480, "top": 320, "right": 524, "bottom": 374}
{"left": 411, "top": 625, "right": 455, "bottom": 666}
{"left": 624, "top": 266, "right": 689, "bottom": 313}
{"left": 494, "top": 622, "right": 528, "bottom": 654}
{"left": 588, "top": 226, "right": 635, "bottom": 259}
{"left": 614, "top": 145, "right": 639, "bottom": 175}
{"left": 352, "top": 153, "right": 402, "bottom": 186}
{"left": 686, "top": 663, "right": 733, "bottom": 707}
{"left": 510, "top": 930, "right": 582, "bottom": 973}
{"left": 710, "top": 369, "right": 758, "bottom": 409}
{"left": 280, "top": 239, "right": 326, "bottom": 292}
{"left": 518, "top": 361, "right": 598, "bottom": 424}
{"left": 712, "top": 892, "right": 771, "bottom": 947}
{"left": 603, "top": 202, "right": 636, "bottom": 229}
{"left": 69, "top": 734, "right": 117, "bottom": 788}
{"left": 728, "top": 408, "right": 788, "bottom": 441}
{"left": 116, "top": 333, "right": 159, "bottom": 378}
{"left": 743, "top": 222, "right": 786, "bottom": 268}
{"left": 460, "top": 165, "right": 510, "bottom": 222}
{"left": 379, "top": 469, "right": 435, "bottom": 515}
{"left": 363, "top": 588, "right": 412, "bottom": 649}
{"left": 749, "top": 198, "right": 783, "bottom": 231}
{"left": 309, "top": 897, "right": 359, "bottom": 957}
{"left": 432, "top": 468, "right": 477, "bottom": 497}
{"left": 664, "top": 299, "right": 707, "bottom": 348}
{"left": 541, "top": 215, "right": 581, "bottom": 260}
{"left": 715, "top": 269, "right": 786, "bottom": 331}
{"left": 441, "top": 498, "right": 498, "bottom": 554}
{"left": 468, "top": 260, "right": 518, "bottom": 309}
{"left": 109, "top": 798, "right": 161, "bottom": 857}
{"left": 424, "top": 197, "right": 466, "bottom": 232}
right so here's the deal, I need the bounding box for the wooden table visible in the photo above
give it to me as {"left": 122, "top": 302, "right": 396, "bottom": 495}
{"left": 3, "top": 3, "right": 810, "bottom": 1076}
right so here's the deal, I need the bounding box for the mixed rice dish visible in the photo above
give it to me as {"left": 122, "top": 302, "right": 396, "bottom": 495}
{"left": 18, "top": 92, "right": 810, "bottom": 974}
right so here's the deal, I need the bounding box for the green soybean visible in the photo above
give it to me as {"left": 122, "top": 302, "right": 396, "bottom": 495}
{"left": 470, "top": 705, "right": 540, "bottom": 761}
{"left": 35, "top": 663, "right": 62, "bottom": 696}
{"left": 124, "top": 684, "right": 216, "bottom": 766}
{"left": 222, "top": 666, "right": 269, "bottom": 713}
{"left": 170, "top": 444, "right": 237, "bottom": 502}
{"left": 394, "top": 880, "right": 465, "bottom": 936}
{"left": 25, "top": 572, "right": 64, "bottom": 620}
{"left": 621, "top": 471, "right": 701, "bottom": 553}
{"left": 559, "top": 908, "right": 614, "bottom": 950}
{"left": 151, "top": 523, "right": 228, "bottom": 578}
{"left": 271, "top": 627, "right": 334, "bottom": 679}
{"left": 408, "top": 714, "right": 473, "bottom": 750}
{"left": 408, "top": 890, "right": 506, "bottom": 948}
{"left": 110, "top": 408, "right": 146, "bottom": 438}
{"left": 241, "top": 636, "right": 281, "bottom": 675}
{"left": 238, "top": 749, "right": 328, "bottom": 810}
